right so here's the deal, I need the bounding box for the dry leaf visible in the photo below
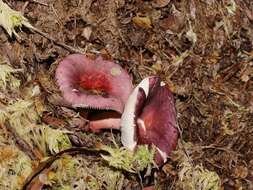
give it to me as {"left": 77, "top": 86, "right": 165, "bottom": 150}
{"left": 132, "top": 15, "right": 152, "bottom": 29}
{"left": 82, "top": 26, "right": 92, "bottom": 40}
{"left": 159, "top": 15, "right": 176, "bottom": 31}
{"left": 34, "top": 97, "right": 47, "bottom": 116}
{"left": 241, "top": 73, "right": 249, "bottom": 82}
{"left": 152, "top": 0, "right": 170, "bottom": 8}
{"left": 186, "top": 26, "right": 197, "bottom": 45}
{"left": 233, "top": 165, "right": 248, "bottom": 179}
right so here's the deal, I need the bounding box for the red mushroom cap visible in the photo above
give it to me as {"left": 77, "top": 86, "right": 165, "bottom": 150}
{"left": 120, "top": 76, "right": 178, "bottom": 165}
{"left": 55, "top": 54, "right": 133, "bottom": 113}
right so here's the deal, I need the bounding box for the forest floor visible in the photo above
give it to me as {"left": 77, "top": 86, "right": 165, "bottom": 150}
{"left": 0, "top": 0, "right": 252, "bottom": 190}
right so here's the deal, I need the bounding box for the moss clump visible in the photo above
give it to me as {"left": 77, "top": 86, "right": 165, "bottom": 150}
{"left": 101, "top": 144, "right": 155, "bottom": 173}
{"left": 38, "top": 155, "right": 124, "bottom": 190}
{"left": 0, "top": 62, "right": 22, "bottom": 91}
{"left": 30, "top": 124, "right": 72, "bottom": 155}
{"left": 174, "top": 142, "right": 221, "bottom": 190}
{"left": 0, "top": 145, "right": 33, "bottom": 190}
{"left": 177, "top": 161, "right": 221, "bottom": 190}
{"left": 0, "top": 0, "right": 33, "bottom": 37}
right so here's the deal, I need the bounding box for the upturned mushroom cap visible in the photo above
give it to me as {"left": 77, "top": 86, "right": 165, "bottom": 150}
{"left": 55, "top": 54, "right": 133, "bottom": 113}
{"left": 120, "top": 76, "right": 178, "bottom": 165}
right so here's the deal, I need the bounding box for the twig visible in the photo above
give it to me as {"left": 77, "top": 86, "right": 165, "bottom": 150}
{"left": 31, "top": 27, "right": 83, "bottom": 54}
{"left": 22, "top": 147, "right": 106, "bottom": 190}
{"left": 4, "top": 121, "right": 40, "bottom": 160}
{"left": 21, "top": 1, "right": 29, "bottom": 13}
{"left": 138, "top": 171, "right": 144, "bottom": 189}
{"left": 50, "top": 4, "right": 63, "bottom": 26}
{"left": 29, "top": 0, "right": 49, "bottom": 7}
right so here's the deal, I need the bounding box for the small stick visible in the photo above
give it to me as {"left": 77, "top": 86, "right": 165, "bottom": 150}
{"left": 29, "top": 0, "right": 49, "bottom": 7}
{"left": 31, "top": 27, "right": 83, "bottom": 54}
{"left": 4, "top": 121, "right": 42, "bottom": 160}
{"left": 22, "top": 147, "right": 106, "bottom": 190}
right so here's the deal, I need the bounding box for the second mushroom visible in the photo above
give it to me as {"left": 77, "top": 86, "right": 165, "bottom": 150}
{"left": 121, "top": 76, "right": 179, "bottom": 165}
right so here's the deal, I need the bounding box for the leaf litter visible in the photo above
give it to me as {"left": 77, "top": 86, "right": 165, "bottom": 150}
{"left": 0, "top": 0, "right": 252, "bottom": 189}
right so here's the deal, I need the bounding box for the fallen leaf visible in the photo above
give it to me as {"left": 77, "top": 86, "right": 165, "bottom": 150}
{"left": 186, "top": 26, "right": 197, "bottom": 45}
{"left": 34, "top": 97, "right": 47, "bottom": 116}
{"left": 0, "top": 146, "right": 17, "bottom": 162}
{"left": 159, "top": 8, "right": 185, "bottom": 32}
{"left": 132, "top": 15, "right": 152, "bottom": 29}
{"left": 240, "top": 73, "right": 249, "bottom": 82}
{"left": 245, "top": 7, "right": 253, "bottom": 21}
{"left": 82, "top": 26, "right": 92, "bottom": 40}
{"left": 233, "top": 165, "right": 248, "bottom": 179}
{"left": 152, "top": 0, "right": 170, "bottom": 8}
{"left": 162, "top": 163, "right": 177, "bottom": 176}
{"left": 159, "top": 15, "right": 176, "bottom": 30}
{"left": 42, "top": 114, "right": 67, "bottom": 128}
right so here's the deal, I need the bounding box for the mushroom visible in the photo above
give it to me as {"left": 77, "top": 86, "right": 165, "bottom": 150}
{"left": 55, "top": 54, "right": 133, "bottom": 131}
{"left": 121, "top": 76, "right": 178, "bottom": 165}
{"left": 56, "top": 55, "right": 178, "bottom": 164}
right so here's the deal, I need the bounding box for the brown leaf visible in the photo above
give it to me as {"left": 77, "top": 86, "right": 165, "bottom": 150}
{"left": 159, "top": 12, "right": 185, "bottom": 32}
{"left": 132, "top": 15, "right": 152, "bottom": 29}
{"left": 245, "top": 6, "right": 253, "bottom": 21}
{"left": 152, "top": 0, "right": 170, "bottom": 8}
{"left": 159, "top": 15, "right": 176, "bottom": 30}
{"left": 81, "top": 26, "right": 92, "bottom": 40}
{"left": 162, "top": 163, "right": 177, "bottom": 176}
{"left": 42, "top": 114, "right": 67, "bottom": 128}
{"left": 34, "top": 97, "right": 47, "bottom": 116}
{"left": 0, "top": 146, "right": 17, "bottom": 162}
{"left": 233, "top": 165, "right": 248, "bottom": 179}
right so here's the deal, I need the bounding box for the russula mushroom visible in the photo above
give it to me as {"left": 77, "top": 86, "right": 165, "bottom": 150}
{"left": 55, "top": 54, "right": 133, "bottom": 131}
{"left": 121, "top": 76, "right": 178, "bottom": 165}
{"left": 56, "top": 54, "right": 133, "bottom": 113}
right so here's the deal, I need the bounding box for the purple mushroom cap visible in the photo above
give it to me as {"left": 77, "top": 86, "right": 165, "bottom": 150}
{"left": 120, "top": 76, "right": 179, "bottom": 165}
{"left": 55, "top": 54, "right": 133, "bottom": 113}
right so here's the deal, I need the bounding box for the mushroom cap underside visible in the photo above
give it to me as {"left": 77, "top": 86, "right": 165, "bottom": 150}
{"left": 55, "top": 54, "right": 133, "bottom": 113}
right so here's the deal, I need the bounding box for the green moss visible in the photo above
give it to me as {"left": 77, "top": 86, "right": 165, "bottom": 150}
{"left": 0, "top": 63, "right": 22, "bottom": 91}
{"left": 101, "top": 144, "right": 155, "bottom": 173}
{"left": 0, "top": 1, "right": 33, "bottom": 37}
{"left": 174, "top": 142, "right": 221, "bottom": 190}
{"left": 44, "top": 155, "right": 124, "bottom": 190}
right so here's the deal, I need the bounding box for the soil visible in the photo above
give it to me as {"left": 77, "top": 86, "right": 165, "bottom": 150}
{"left": 0, "top": 0, "right": 253, "bottom": 189}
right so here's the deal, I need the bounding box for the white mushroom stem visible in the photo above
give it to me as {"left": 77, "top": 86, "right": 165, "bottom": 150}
{"left": 89, "top": 118, "right": 121, "bottom": 132}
